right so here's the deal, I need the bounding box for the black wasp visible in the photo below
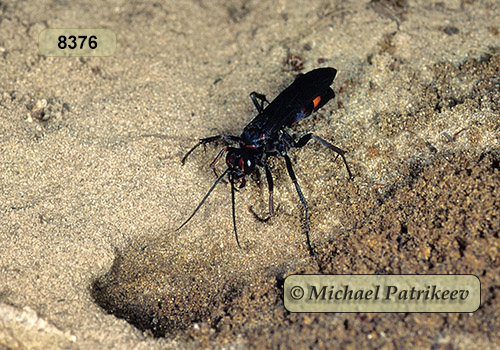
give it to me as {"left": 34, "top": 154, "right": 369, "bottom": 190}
{"left": 177, "top": 67, "right": 352, "bottom": 255}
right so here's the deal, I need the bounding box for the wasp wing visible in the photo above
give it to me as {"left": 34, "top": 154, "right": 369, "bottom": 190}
{"left": 246, "top": 67, "right": 337, "bottom": 137}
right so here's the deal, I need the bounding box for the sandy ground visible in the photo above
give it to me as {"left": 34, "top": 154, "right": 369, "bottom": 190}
{"left": 1, "top": 0, "right": 499, "bottom": 349}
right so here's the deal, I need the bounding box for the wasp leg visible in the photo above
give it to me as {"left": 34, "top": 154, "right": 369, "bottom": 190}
{"left": 294, "top": 133, "right": 353, "bottom": 180}
{"left": 249, "top": 206, "right": 271, "bottom": 222}
{"left": 264, "top": 161, "right": 274, "bottom": 216}
{"left": 283, "top": 153, "right": 314, "bottom": 257}
{"left": 210, "top": 148, "right": 227, "bottom": 178}
{"left": 250, "top": 91, "right": 270, "bottom": 113}
{"left": 249, "top": 160, "right": 274, "bottom": 222}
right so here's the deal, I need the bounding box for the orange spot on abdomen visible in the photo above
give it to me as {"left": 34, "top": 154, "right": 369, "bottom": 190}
{"left": 313, "top": 96, "right": 321, "bottom": 109}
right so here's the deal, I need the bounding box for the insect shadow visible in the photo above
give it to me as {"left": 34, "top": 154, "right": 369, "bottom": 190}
{"left": 177, "top": 67, "right": 352, "bottom": 256}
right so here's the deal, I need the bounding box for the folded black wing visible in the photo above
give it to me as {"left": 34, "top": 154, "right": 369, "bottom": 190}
{"left": 246, "top": 67, "right": 337, "bottom": 137}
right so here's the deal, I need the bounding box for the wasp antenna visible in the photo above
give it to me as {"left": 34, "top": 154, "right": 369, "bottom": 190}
{"left": 230, "top": 174, "right": 242, "bottom": 249}
{"left": 177, "top": 168, "right": 230, "bottom": 232}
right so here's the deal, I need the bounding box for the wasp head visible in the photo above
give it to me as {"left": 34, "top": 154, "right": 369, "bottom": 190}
{"left": 225, "top": 147, "right": 257, "bottom": 187}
